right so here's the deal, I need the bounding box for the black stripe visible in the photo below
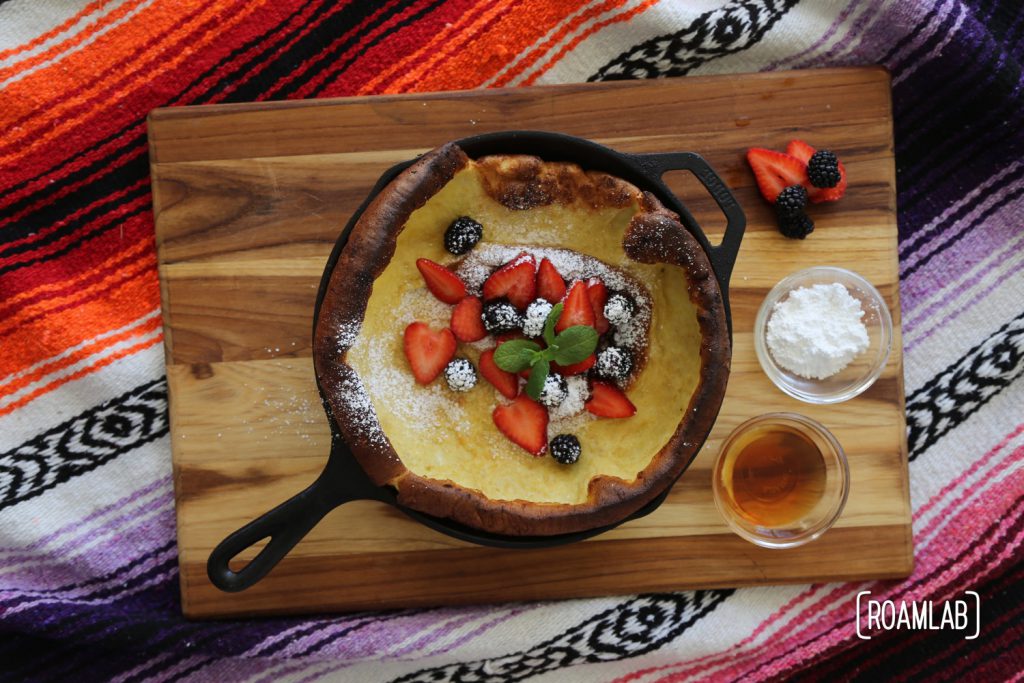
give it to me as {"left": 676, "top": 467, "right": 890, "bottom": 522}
{"left": 0, "top": 378, "right": 168, "bottom": 510}
{"left": 876, "top": 0, "right": 948, "bottom": 65}
{"left": 392, "top": 591, "right": 734, "bottom": 683}
{"left": 0, "top": 200, "right": 150, "bottom": 279}
{"left": 304, "top": 0, "right": 451, "bottom": 99}
{"left": 588, "top": 0, "right": 798, "bottom": 81}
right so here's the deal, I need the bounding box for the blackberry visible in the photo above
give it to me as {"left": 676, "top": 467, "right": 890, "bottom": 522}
{"left": 595, "top": 346, "right": 633, "bottom": 381}
{"left": 481, "top": 299, "right": 523, "bottom": 334}
{"left": 538, "top": 373, "right": 568, "bottom": 408}
{"left": 603, "top": 292, "right": 636, "bottom": 327}
{"left": 807, "top": 150, "right": 841, "bottom": 188}
{"left": 549, "top": 434, "right": 581, "bottom": 465}
{"left": 777, "top": 211, "right": 815, "bottom": 240}
{"left": 444, "top": 358, "right": 477, "bottom": 392}
{"left": 775, "top": 184, "right": 807, "bottom": 216}
{"left": 444, "top": 216, "right": 483, "bottom": 255}
{"left": 522, "top": 299, "right": 553, "bottom": 338}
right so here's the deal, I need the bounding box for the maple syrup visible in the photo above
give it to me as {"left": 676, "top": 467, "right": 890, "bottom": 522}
{"left": 719, "top": 423, "right": 827, "bottom": 528}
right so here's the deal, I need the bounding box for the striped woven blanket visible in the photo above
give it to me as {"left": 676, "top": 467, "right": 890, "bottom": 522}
{"left": 1, "top": 1, "right": 1021, "bottom": 681}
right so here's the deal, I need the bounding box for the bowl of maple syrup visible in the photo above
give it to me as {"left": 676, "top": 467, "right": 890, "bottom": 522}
{"left": 712, "top": 413, "right": 849, "bottom": 548}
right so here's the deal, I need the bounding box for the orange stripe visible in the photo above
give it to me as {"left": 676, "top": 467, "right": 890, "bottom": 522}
{"left": 0, "top": 334, "right": 163, "bottom": 418}
{"left": 0, "top": 0, "right": 149, "bottom": 84}
{"left": 357, "top": 0, "right": 504, "bottom": 95}
{"left": 0, "top": 0, "right": 265, "bottom": 162}
{"left": 0, "top": 248, "right": 154, "bottom": 337}
{"left": 397, "top": 0, "right": 594, "bottom": 93}
{"left": 0, "top": 238, "right": 149, "bottom": 314}
{"left": 521, "top": 0, "right": 659, "bottom": 86}
{"left": 490, "top": 0, "right": 627, "bottom": 88}
{"left": 0, "top": 265, "right": 159, "bottom": 379}
{"left": 0, "top": 313, "right": 162, "bottom": 401}
{"left": 0, "top": 0, "right": 115, "bottom": 62}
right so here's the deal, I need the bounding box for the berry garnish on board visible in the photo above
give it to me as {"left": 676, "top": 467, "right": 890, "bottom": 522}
{"left": 479, "top": 348, "right": 519, "bottom": 399}
{"left": 774, "top": 184, "right": 808, "bottom": 217}
{"left": 444, "top": 358, "right": 477, "bottom": 392}
{"left": 483, "top": 252, "right": 537, "bottom": 309}
{"left": 444, "top": 216, "right": 483, "bottom": 255}
{"left": 777, "top": 212, "right": 815, "bottom": 240}
{"left": 785, "top": 139, "right": 847, "bottom": 203}
{"left": 745, "top": 148, "right": 809, "bottom": 203}
{"left": 586, "top": 381, "right": 637, "bottom": 418}
{"left": 450, "top": 296, "right": 486, "bottom": 342}
{"left": 550, "top": 434, "right": 581, "bottom": 465}
{"left": 493, "top": 394, "right": 549, "bottom": 456}
{"left": 416, "top": 258, "right": 467, "bottom": 304}
{"left": 403, "top": 322, "right": 456, "bottom": 384}
{"left": 807, "top": 150, "right": 841, "bottom": 188}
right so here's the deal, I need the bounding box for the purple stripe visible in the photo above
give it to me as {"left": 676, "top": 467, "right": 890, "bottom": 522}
{"left": 759, "top": 0, "right": 864, "bottom": 72}
{"left": 798, "top": 0, "right": 890, "bottom": 69}
{"left": 0, "top": 489, "right": 173, "bottom": 570}
{"left": 904, "top": 248, "right": 1024, "bottom": 354}
{"left": 0, "top": 475, "right": 170, "bottom": 555}
{"left": 0, "top": 505, "right": 175, "bottom": 591}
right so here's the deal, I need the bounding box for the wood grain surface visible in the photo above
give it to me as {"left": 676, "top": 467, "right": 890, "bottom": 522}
{"left": 149, "top": 66, "right": 912, "bottom": 619}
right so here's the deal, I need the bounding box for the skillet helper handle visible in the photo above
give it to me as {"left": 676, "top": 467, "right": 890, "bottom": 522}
{"left": 637, "top": 152, "right": 746, "bottom": 289}
{"left": 207, "top": 473, "right": 339, "bottom": 592}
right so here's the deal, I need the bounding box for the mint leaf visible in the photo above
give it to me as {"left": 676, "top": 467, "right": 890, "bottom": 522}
{"left": 543, "top": 303, "right": 563, "bottom": 346}
{"left": 551, "top": 325, "right": 598, "bottom": 365}
{"left": 525, "top": 359, "right": 550, "bottom": 400}
{"left": 494, "top": 340, "right": 542, "bottom": 372}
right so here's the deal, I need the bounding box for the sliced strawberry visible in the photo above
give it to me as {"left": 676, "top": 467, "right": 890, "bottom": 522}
{"left": 586, "top": 279, "right": 610, "bottom": 334}
{"left": 482, "top": 253, "right": 537, "bottom": 309}
{"left": 416, "top": 258, "right": 466, "bottom": 304}
{"left": 496, "top": 331, "right": 526, "bottom": 344}
{"left": 556, "top": 280, "right": 596, "bottom": 333}
{"left": 586, "top": 381, "right": 637, "bottom": 418}
{"left": 450, "top": 296, "right": 486, "bottom": 342}
{"left": 536, "top": 258, "right": 567, "bottom": 303}
{"left": 786, "top": 139, "right": 816, "bottom": 165}
{"left": 493, "top": 394, "right": 549, "bottom": 456}
{"left": 403, "top": 322, "right": 456, "bottom": 384}
{"left": 553, "top": 354, "right": 596, "bottom": 376}
{"left": 480, "top": 348, "right": 519, "bottom": 399}
{"left": 786, "top": 139, "right": 848, "bottom": 203}
{"left": 745, "top": 148, "right": 809, "bottom": 204}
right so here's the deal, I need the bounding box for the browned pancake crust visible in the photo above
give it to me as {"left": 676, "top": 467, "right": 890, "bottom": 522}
{"left": 313, "top": 143, "right": 730, "bottom": 536}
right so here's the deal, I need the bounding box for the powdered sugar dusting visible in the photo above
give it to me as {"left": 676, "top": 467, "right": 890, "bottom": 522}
{"left": 336, "top": 370, "right": 387, "bottom": 447}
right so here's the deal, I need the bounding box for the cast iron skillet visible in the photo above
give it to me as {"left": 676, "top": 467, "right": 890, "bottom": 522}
{"left": 207, "top": 131, "right": 745, "bottom": 592}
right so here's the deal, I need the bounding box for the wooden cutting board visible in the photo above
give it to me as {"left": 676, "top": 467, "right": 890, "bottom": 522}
{"left": 149, "top": 66, "right": 911, "bottom": 619}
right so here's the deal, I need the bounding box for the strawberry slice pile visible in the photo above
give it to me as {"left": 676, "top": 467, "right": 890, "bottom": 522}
{"left": 401, "top": 251, "right": 640, "bottom": 461}
{"left": 746, "top": 140, "right": 847, "bottom": 240}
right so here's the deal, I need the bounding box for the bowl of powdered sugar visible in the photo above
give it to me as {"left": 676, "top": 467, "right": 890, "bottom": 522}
{"left": 754, "top": 266, "right": 893, "bottom": 404}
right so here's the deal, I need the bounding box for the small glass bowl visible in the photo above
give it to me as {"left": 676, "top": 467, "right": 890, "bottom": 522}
{"left": 712, "top": 413, "right": 849, "bottom": 549}
{"left": 754, "top": 266, "right": 893, "bottom": 404}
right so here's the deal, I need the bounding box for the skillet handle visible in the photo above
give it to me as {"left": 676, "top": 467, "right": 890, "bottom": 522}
{"left": 636, "top": 152, "right": 746, "bottom": 290}
{"left": 207, "top": 471, "right": 344, "bottom": 592}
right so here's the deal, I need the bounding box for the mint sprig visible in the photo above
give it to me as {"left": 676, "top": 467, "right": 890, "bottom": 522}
{"left": 493, "top": 305, "right": 598, "bottom": 400}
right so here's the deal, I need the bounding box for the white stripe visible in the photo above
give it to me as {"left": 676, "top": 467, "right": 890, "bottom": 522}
{"left": 0, "top": 308, "right": 161, "bottom": 391}
{"left": 0, "top": 0, "right": 135, "bottom": 70}
{"left": 0, "top": 323, "right": 162, "bottom": 412}
{"left": 0, "top": 0, "right": 159, "bottom": 90}
{"left": 0, "top": 0, "right": 94, "bottom": 54}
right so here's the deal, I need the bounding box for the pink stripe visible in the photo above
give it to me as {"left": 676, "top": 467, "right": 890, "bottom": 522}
{"left": 759, "top": 0, "right": 864, "bottom": 72}
{"left": 637, "top": 426, "right": 1024, "bottom": 682}
{"left": 0, "top": 474, "right": 169, "bottom": 554}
